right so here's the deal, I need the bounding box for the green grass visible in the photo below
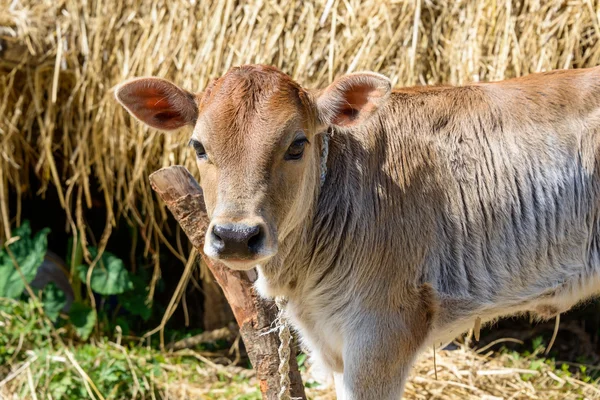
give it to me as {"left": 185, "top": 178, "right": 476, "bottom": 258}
{"left": 0, "top": 298, "right": 260, "bottom": 400}
{"left": 3, "top": 296, "right": 600, "bottom": 400}
{"left": 498, "top": 334, "right": 600, "bottom": 383}
{"left": 492, "top": 335, "right": 600, "bottom": 400}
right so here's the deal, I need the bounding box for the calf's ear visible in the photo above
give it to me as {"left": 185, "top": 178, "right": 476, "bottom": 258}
{"left": 115, "top": 77, "right": 199, "bottom": 131}
{"left": 315, "top": 72, "right": 391, "bottom": 128}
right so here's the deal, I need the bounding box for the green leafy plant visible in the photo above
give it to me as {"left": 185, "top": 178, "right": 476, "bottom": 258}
{"left": 41, "top": 282, "right": 67, "bottom": 322}
{"left": 118, "top": 272, "right": 152, "bottom": 321}
{"left": 68, "top": 301, "right": 97, "bottom": 340}
{"left": 0, "top": 221, "right": 154, "bottom": 342}
{"left": 0, "top": 221, "right": 50, "bottom": 298}
{"left": 75, "top": 246, "right": 153, "bottom": 337}
{"left": 77, "top": 247, "right": 133, "bottom": 296}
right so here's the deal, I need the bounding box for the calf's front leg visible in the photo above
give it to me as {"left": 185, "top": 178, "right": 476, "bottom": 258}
{"left": 338, "top": 285, "right": 437, "bottom": 399}
{"left": 339, "top": 323, "right": 422, "bottom": 399}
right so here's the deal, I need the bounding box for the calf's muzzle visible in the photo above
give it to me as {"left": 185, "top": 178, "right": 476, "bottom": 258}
{"left": 207, "top": 221, "right": 266, "bottom": 260}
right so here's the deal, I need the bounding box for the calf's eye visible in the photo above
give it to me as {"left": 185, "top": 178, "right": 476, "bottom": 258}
{"left": 285, "top": 137, "right": 308, "bottom": 160}
{"left": 188, "top": 139, "right": 207, "bottom": 160}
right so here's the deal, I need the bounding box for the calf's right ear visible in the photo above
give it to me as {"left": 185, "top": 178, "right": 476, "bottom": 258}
{"left": 115, "top": 77, "right": 199, "bottom": 131}
{"left": 315, "top": 72, "right": 392, "bottom": 128}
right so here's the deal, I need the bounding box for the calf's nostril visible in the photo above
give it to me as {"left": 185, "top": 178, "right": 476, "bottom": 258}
{"left": 210, "top": 226, "right": 225, "bottom": 251}
{"left": 212, "top": 225, "right": 224, "bottom": 241}
{"left": 247, "top": 226, "right": 264, "bottom": 253}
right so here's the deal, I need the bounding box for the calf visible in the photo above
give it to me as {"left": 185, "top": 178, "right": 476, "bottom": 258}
{"left": 116, "top": 65, "right": 600, "bottom": 399}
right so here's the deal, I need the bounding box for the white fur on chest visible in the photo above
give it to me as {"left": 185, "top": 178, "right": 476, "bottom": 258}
{"left": 255, "top": 270, "right": 345, "bottom": 375}
{"left": 286, "top": 297, "right": 345, "bottom": 374}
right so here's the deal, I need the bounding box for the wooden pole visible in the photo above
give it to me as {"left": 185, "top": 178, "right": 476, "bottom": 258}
{"left": 149, "top": 165, "right": 306, "bottom": 400}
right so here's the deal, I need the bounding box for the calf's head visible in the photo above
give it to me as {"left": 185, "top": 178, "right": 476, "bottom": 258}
{"left": 116, "top": 65, "right": 391, "bottom": 270}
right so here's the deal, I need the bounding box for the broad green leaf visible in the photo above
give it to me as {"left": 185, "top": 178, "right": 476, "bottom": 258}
{"left": 42, "top": 282, "right": 67, "bottom": 322}
{"left": 119, "top": 292, "right": 152, "bottom": 321}
{"left": 77, "top": 248, "right": 133, "bottom": 295}
{"left": 0, "top": 221, "right": 50, "bottom": 298}
{"left": 69, "top": 302, "right": 96, "bottom": 340}
{"left": 119, "top": 273, "right": 151, "bottom": 321}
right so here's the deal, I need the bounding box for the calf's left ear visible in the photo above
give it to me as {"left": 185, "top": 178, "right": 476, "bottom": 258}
{"left": 115, "top": 77, "right": 199, "bottom": 131}
{"left": 315, "top": 72, "right": 392, "bottom": 128}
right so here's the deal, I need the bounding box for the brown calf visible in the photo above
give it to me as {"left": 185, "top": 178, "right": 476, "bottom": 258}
{"left": 116, "top": 65, "right": 600, "bottom": 399}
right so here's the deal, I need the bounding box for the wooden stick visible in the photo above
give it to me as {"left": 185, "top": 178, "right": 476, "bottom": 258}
{"left": 167, "top": 324, "right": 236, "bottom": 351}
{"left": 149, "top": 165, "right": 306, "bottom": 400}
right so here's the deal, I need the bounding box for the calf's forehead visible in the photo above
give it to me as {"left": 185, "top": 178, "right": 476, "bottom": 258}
{"left": 195, "top": 66, "right": 312, "bottom": 151}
